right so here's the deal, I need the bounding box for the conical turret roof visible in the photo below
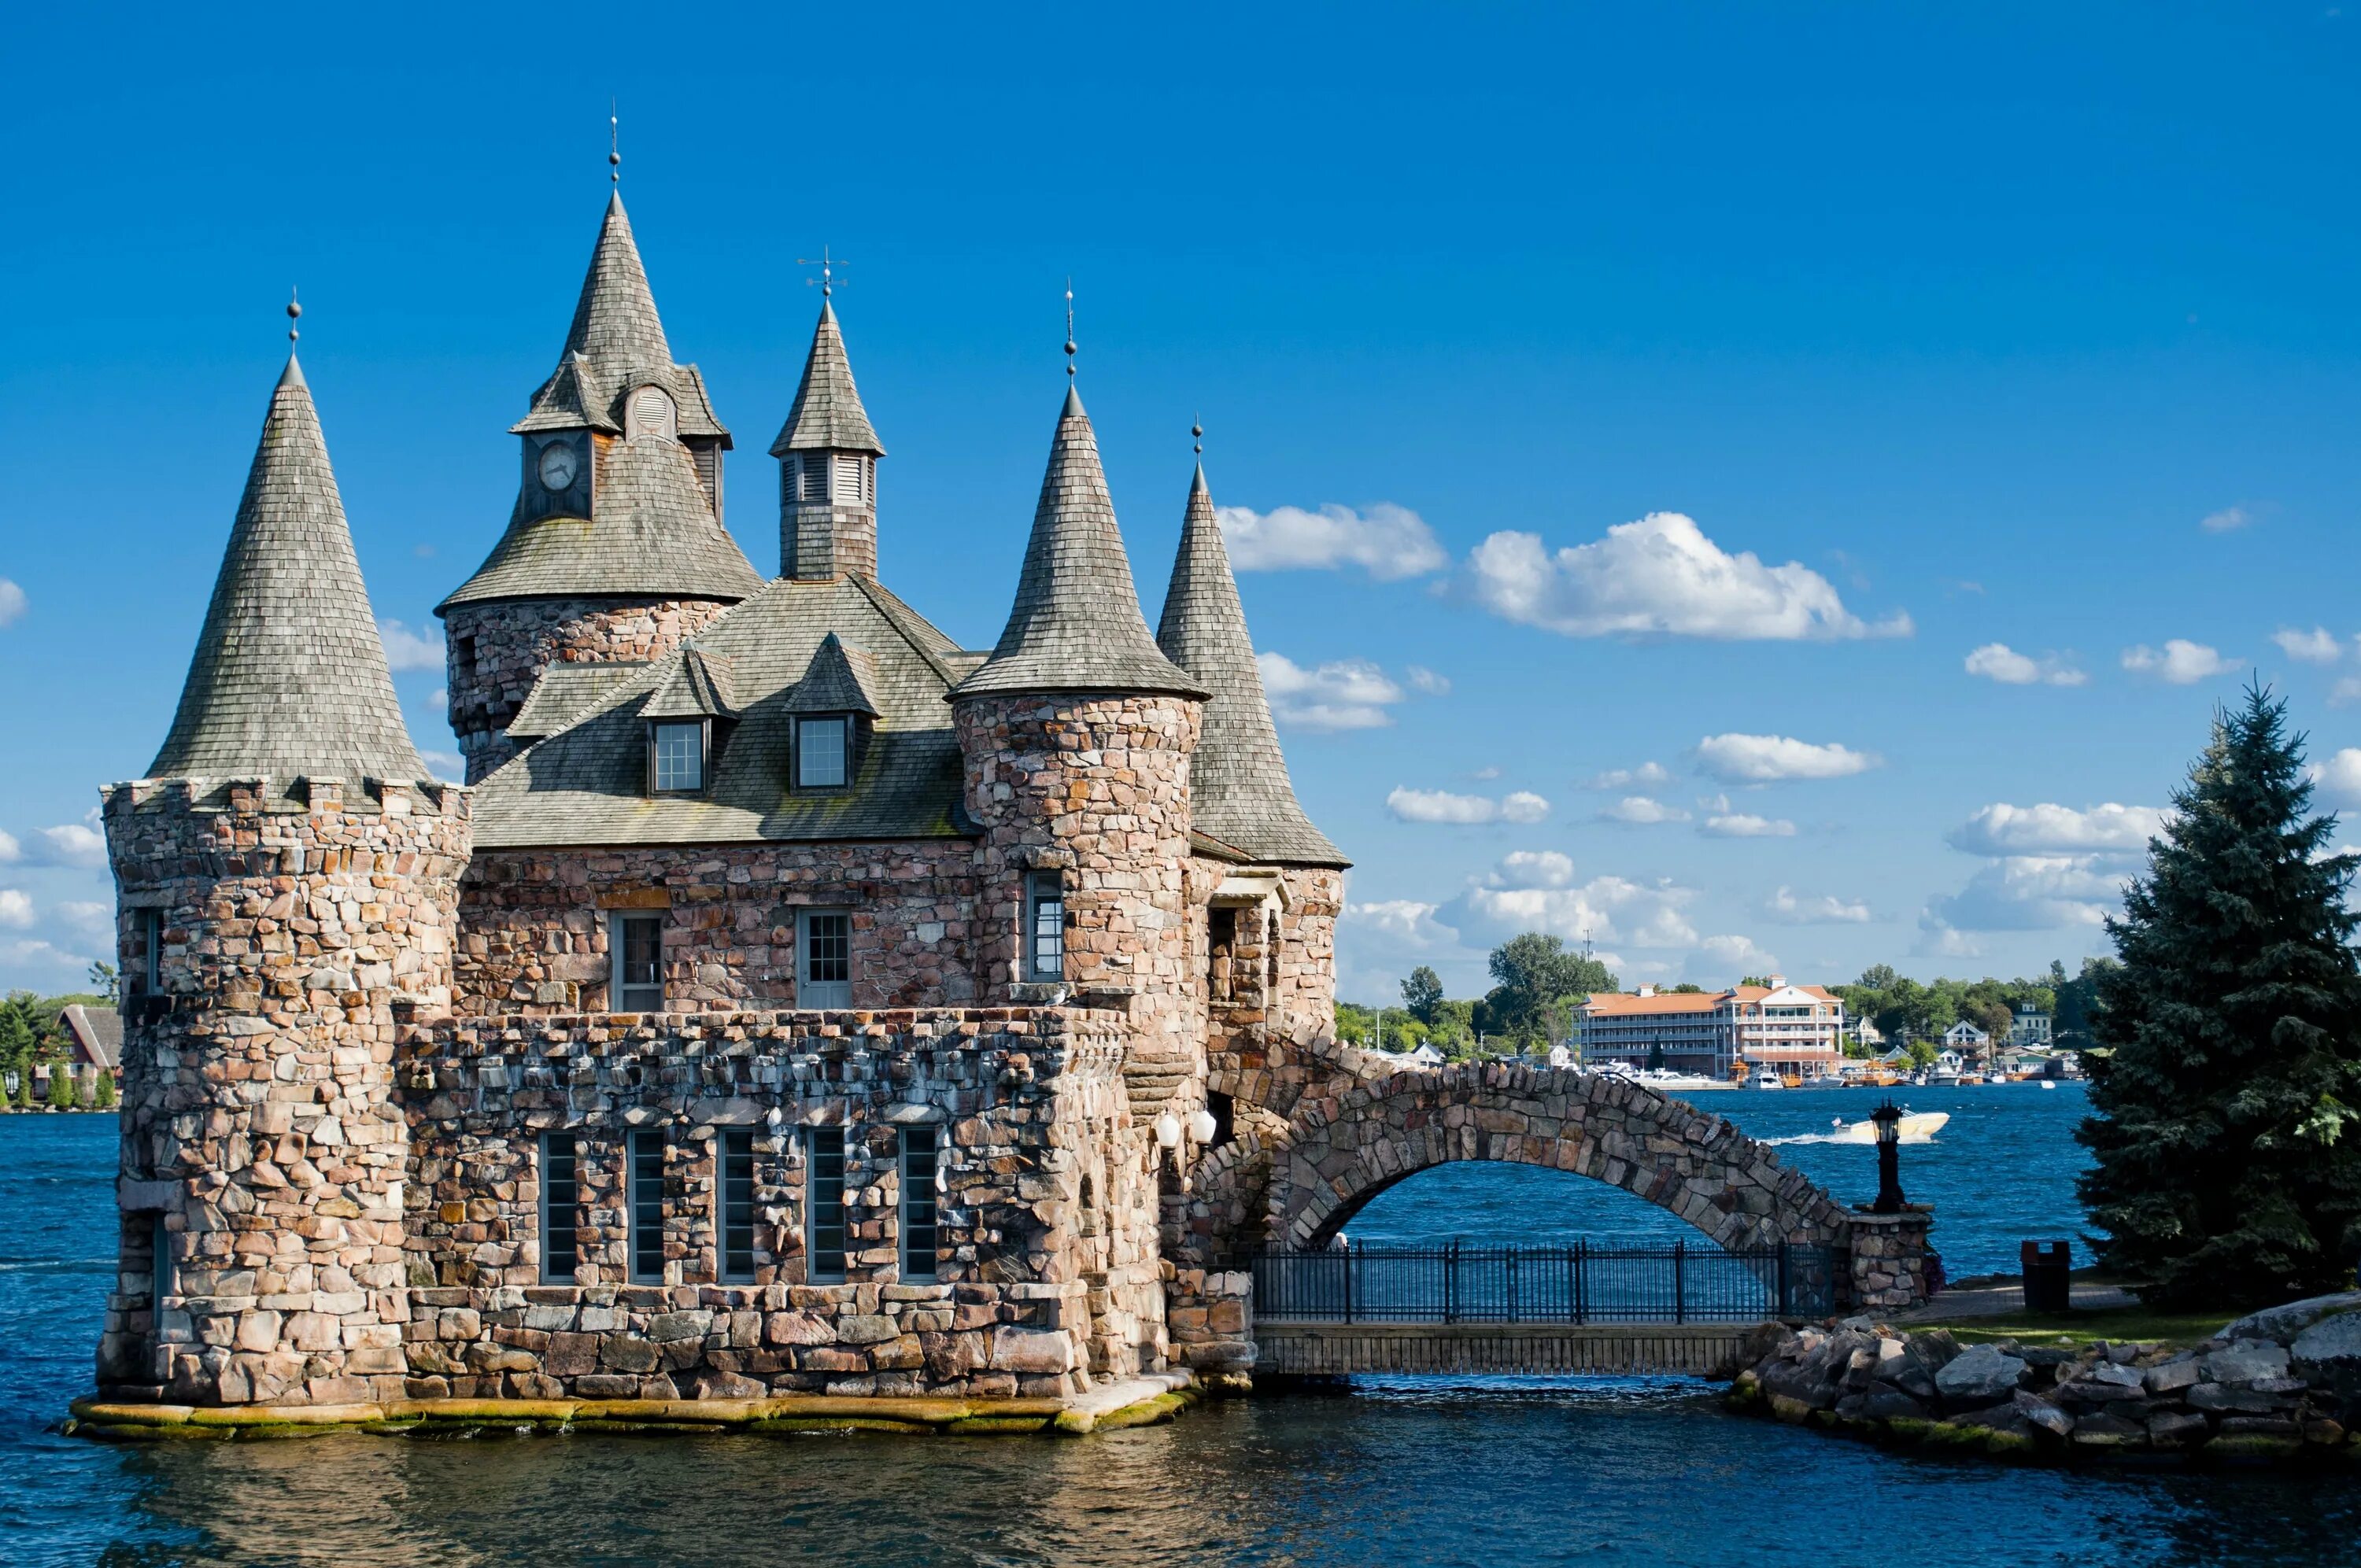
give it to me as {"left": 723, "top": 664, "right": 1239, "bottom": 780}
{"left": 1156, "top": 466, "right": 1347, "bottom": 865}
{"left": 953, "top": 388, "right": 1207, "bottom": 701}
{"left": 770, "top": 301, "right": 883, "bottom": 456}
{"left": 149, "top": 355, "right": 429, "bottom": 784}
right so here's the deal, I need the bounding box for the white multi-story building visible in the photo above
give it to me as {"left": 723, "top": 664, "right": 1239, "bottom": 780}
{"left": 1576, "top": 976, "right": 1847, "bottom": 1082}
{"left": 2007, "top": 1002, "right": 2052, "bottom": 1049}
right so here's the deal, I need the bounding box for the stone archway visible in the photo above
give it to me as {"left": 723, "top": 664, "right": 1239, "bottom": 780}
{"left": 1271, "top": 1063, "right": 1853, "bottom": 1252}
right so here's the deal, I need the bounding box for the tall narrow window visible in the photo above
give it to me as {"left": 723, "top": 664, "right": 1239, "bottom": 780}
{"left": 541, "top": 1133, "right": 578, "bottom": 1284}
{"left": 139, "top": 908, "right": 162, "bottom": 997}
{"left": 150, "top": 1212, "right": 175, "bottom": 1303}
{"left": 611, "top": 913, "right": 663, "bottom": 1012}
{"left": 718, "top": 1128, "right": 756, "bottom": 1284}
{"left": 797, "top": 909, "right": 852, "bottom": 1009}
{"left": 900, "top": 1128, "right": 939, "bottom": 1282}
{"left": 629, "top": 1131, "right": 665, "bottom": 1285}
{"left": 795, "top": 715, "right": 848, "bottom": 788}
{"left": 652, "top": 721, "right": 704, "bottom": 792}
{"left": 807, "top": 1127, "right": 847, "bottom": 1282}
{"left": 1025, "top": 873, "right": 1065, "bottom": 982}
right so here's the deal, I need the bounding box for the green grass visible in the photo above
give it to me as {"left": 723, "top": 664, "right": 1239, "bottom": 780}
{"left": 1908, "top": 1306, "right": 2237, "bottom": 1349}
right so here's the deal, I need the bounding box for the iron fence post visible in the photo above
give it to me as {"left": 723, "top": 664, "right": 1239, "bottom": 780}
{"left": 1507, "top": 1247, "right": 1519, "bottom": 1322}
{"left": 1343, "top": 1237, "right": 1354, "bottom": 1325}
{"left": 1674, "top": 1239, "right": 1687, "bottom": 1325}
{"left": 1777, "top": 1243, "right": 1791, "bottom": 1319}
{"left": 1575, "top": 1238, "right": 1587, "bottom": 1325}
{"left": 1445, "top": 1239, "right": 1458, "bottom": 1324}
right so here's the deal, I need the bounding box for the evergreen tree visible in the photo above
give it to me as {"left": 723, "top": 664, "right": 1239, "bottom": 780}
{"left": 91, "top": 1070, "right": 116, "bottom": 1110}
{"left": 46, "top": 1064, "right": 78, "bottom": 1110}
{"left": 1400, "top": 966, "right": 1444, "bottom": 1026}
{"left": 2077, "top": 685, "right": 2361, "bottom": 1308}
{"left": 9, "top": 1071, "right": 28, "bottom": 1110}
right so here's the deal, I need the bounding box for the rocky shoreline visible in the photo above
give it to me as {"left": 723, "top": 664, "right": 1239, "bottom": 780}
{"left": 1732, "top": 1290, "right": 2361, "bottom": 1467}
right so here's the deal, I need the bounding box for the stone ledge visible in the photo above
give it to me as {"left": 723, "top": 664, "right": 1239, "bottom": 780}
{"left": 65, "top": 1374, "right": 1196, "bottom": 1442}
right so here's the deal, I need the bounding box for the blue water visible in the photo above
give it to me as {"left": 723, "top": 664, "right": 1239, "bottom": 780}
{"left": 6, "top": 1095, "right": 2357, "bottom": 1566}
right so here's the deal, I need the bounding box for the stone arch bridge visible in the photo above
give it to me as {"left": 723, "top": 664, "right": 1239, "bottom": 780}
{"left": 1168, "top": 1042, "right": 1932, "bottom": 1380}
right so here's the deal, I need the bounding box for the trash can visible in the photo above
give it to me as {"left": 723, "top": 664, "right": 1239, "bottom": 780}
{"left": 2021, "top": 1239, "right": 2071, "bottom": 1314}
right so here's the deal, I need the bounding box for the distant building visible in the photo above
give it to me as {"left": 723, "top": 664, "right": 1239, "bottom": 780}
{"left": 1577, "top": 976, "right": 1846, "bottom": 1082}
{"left": 1851, "top": 1016, "right": 1885, "bottom": 1050}
{"left": 2006, "top": 1002, "right": 2052, "bottom": 1049}
{"left": 1942, "top": 1020, "right": 1991, "bottom": 1050}
{"left": 1378, "top": 1042, "right": 1447, "bottom": 1068}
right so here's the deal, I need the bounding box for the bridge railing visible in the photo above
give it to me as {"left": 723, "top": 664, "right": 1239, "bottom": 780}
{"left": 1248, "top": 1241, "right": 1838, "bottom": 1325}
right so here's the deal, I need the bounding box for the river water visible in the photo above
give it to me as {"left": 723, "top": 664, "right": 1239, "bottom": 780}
{"left": 6, "top": 1087, "right": 2357, "bottom": 1567}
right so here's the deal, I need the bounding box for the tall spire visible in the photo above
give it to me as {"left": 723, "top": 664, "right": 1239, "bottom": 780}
{"left": 1156, "top": 463, "right": 1346, "bottom": 865}
{"left": 557, "top": 192, "right": 672, "bottom": 398}
{"left": 955, "top": 388, "right": 1206, "bottom": 701}
{"left": 770, "top": 300, "right": 883, "bottom": 457}
{"left": 150, "top": 344, "right": 427, "bottom": 784}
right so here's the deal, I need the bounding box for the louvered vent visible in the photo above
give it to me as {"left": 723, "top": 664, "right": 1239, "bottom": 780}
{"left": 630, "top": 385, "right": 677, "bottom": 440}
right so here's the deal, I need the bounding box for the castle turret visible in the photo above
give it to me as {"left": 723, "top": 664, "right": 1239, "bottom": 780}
{"left": 437, "top": 190, "right": 762, "bottom": 781}
{"left": 951, "top": 385, "right": 1209, "bottom": 1098}
{"left": 99, "top": 337, "right": 471, "bottom": 1408}
{"left": 771, "top": 298, "right": 885, "bottom": 581}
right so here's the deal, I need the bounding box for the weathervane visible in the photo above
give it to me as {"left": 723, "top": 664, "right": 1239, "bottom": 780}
{"left": 1192, "top": 415, "right": 1203, "bottom": 456}
{"left": 1064, "top": 279, "right": 1076, "bottom": 378}
{"left": 796, "top": 245, "right": 846, "bottom": 298}
{"left": 609, "top": 101, "right": 620, "bottom": 184}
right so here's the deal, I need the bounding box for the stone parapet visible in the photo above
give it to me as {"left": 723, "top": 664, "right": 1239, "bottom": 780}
{"left": 1844, "top": 1210, "right": 1934, "bottom": 1311}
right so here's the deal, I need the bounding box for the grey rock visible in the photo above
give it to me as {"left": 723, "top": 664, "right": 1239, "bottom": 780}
{"left": 2222, "top": 1291, "right": 2361, "bottom": 1347}
{"left": 2219, "top": 1415, "right": 2300, "bottom": 1437}
{"left": 2014, "top": 1392, "right": 2075, "bottom": 1438}
{"left": 2147, "top": 1409, "right": 2209, "bottom": 1446}
{"left": 2069, "top": 1411, "right": 2149, "bottom": 1448}
{"left": 1836, "top": 1386, "right": 1927, "bottom": 1422}
{"left": 1935, "top": 1342, "right": 2029, "bottom": 1408}
{"left": 2203, "top": 1338, "right": 2291, "bottom": 1385}
{"left": 2188, "top": 1382, "right": 2290, "bottom": 1414}
{"left": 2144, "top": 1356, "right": 2202, "bottom": 1394}
{"left": 2290, "top": 1307, "right": 2361, "bottom": 1373}
{"left": 1952, "top": 1403, "right": 2034, "bottom": 1437}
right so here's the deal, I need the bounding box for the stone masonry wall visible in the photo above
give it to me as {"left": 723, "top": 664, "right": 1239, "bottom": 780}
{"left": 456, "top": 842, "right": 982, "bottom": 1015}
{"left": 397, "top": 1008, "right": 1156, "bottom": 1400}
{"left": 98, "top": 777, "right": 472, "bottom": 1407}
{"left": 953, "top": 692, "right": 1203, "bottom": 1117}
{"left": 444, "top": 596, "right": 738, "bottom": 783}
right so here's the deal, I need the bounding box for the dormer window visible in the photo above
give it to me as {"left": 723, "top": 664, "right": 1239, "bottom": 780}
{"left": 650, "top": 720, "right": 706, "bottom": 793}
{"left": 795, "top": 715, "right": 849, "bottom": 789}
{"left": 628, "top": 384, "right": 677, "bottom": 441}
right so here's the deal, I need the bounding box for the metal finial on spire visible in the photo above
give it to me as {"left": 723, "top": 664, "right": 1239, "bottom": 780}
{"left": 1064, "top": 279, "right": 1077, "bottom": 378}
{"left": 796, "top": 245, "right": 845, "bottom": 297}
{"left": 1192, "top": 415, "right": 1203, "bottom": 456}
{"left": 287, "top": 288, "right": 301, "bottom": 344}
{"left": 609, "top": 101, "right": 620, "bottom": 183}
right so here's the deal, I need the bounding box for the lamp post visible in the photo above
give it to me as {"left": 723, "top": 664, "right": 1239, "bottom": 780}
{"left": 1871, "top": 1099, "right": 1907, "bottom": 1213}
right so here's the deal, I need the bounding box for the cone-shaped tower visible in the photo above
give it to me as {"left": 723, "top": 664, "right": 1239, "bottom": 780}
{"left": 771, "top": 300, "right": 886, "bottom": 581}
{"left": 954, "top": 388, "right": 1207, "bottom": 700}
{"left": 1155, "top": 465, "right": 1347, "bottom": 866}
{"left": 149, "top": 355, "right": 427, "bottom": 784}
{"left": 438, "top": 191, "right": 760, "bottom": 782}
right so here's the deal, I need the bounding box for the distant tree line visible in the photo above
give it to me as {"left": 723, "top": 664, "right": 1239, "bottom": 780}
{"left": 1338, "top": 932, "right": 1616, "bottom": 1060}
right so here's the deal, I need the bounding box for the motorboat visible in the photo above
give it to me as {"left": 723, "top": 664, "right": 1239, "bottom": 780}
{"left": 1750, "top": 1068, "right": 1784, "bottom": 1090}
{"left": 1590, "top": 1062, "right": 1733, "bottom": 1093}
{"left": 1825, "top": 1110, "right": 1949, "bottom": 1144}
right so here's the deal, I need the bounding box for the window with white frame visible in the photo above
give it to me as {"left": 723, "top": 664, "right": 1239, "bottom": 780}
{"left": 806, "top": 1126, "right": 847, "bottom": 1282}
{"left": 1025, "top": 873, "right": 1065, "bottom": 982}
{"left": 795, "top": 715, "right": 848, "bottom": 788}
{"left": 718, "top": 1128, "right": 756, "bottom": 1284}
{"left": 900, "top": 1128, "right": 939, "bottom": 1281}
{"left": 651, "top": 721, "right": 704, "bottom": 792}
{"left": 611, "top": 912, "right": 664, "bottom": 1012}
{"left": 797, "top": 909, "right": 852, "bottom": 1009}
{"left": 541, "top": 1132, "right": 579, "bottom": 1284}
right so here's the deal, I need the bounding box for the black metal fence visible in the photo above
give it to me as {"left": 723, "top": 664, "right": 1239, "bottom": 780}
{"left": 1249, "top": 1241, "right": 1838, "bottom": 1324}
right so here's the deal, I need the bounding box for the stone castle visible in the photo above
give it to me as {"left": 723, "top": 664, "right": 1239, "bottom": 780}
{"left": 95, "top": 188, "right": 1353, "bottom": 1412}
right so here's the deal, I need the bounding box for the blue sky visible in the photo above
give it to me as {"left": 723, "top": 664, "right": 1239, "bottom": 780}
{"left": 7, "top": 3, "right": 2361, "bottom": 1003}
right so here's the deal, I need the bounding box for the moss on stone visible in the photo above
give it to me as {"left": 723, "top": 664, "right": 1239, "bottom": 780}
{"left": 2203, "top": 1433, "right": 2306, "bottom": 1463}
{"left": 748, "top": 1416, "right": 935, "bottom": 1435}
{"left": 1095, "top": 1392, "right": 1189, "bottom": 1431}
{"left": 945, "top": 1416, "right": 1053, "bottom": 1435}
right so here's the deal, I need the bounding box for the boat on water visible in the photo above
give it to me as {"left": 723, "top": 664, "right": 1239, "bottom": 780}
{"left": 1825, "top": 1110, "right": 1949, "bottom": 1144}
{"left": 1589, "top": 1062, "right": 1735, "bottom": 1093}
{"left": 1750, "top": 1068, "right": 1785, "bottom": 1090}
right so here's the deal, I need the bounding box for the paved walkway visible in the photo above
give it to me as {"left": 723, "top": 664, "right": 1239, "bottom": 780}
{"left": 1893, "top": 1275, "right": 2136, "bottom": 1323}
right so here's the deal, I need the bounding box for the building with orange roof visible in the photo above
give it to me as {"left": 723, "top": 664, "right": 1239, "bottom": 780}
{"left": 1576, "top": 976, "right": 1847, "bottom": 1083}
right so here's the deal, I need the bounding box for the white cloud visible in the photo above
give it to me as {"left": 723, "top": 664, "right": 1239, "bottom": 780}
{"left": 1470, "top": 766, "right": 1502, "bottom": 780}
{"left": 0, "top": 890, "right": 32, "bottom": 928}
{"left": 1343, "top": 898, "right": 1455, "bottom": 946}
{"left": 0, "top": 578, "right": 25, "bottom": 628}
{"left": 1451, "top": 869, "right": 1697, "bottom": 952}
{"left": 1914, "top": 923, "right": 1986, "bottom": 959}
{"left": 32, "top": 820, "right": 105, "bottom": 869}
{"left": 1698, "top": 933, "right": 1779, "bottom": 973}
{"left": 2200, "top": 504, "right": 2256, "bottom": 533}
{"left": 2311, "top": 749, "right": 2361, "bottom": 806}
{"left": 1405, "top": 666, "right": 1450, "bottom": 695}
{"left": 1948, "top": 802, "right": 2165, "bottom": 856}
{"left": 1927, "top": 854, "right": 2130, "bottom": 932}
{"left": 1386, "top": 787, "right": 1549, "bottom": 825}
{"left": 426, "top": 686, "right": 449, "bottom": 710}
{"left": 2122, "top": 640, "right": 2238, "bottom": 684}
{"left": 2333, "top": 677, "right": 2361, "bottom": 709}
{"left": 1695, "top": 733, "right": 1879, "bottom": 784}
{"left": 1702, "top": 813, "right": 1797, "bottom": 838}
{"left": 0, "top": 829, "right": 17, "bottom": 863}
{"left": 2274, "top": 627, "right": 2343, "bottom": 665}
{"left": 1258, "top": 654, "right": 1409, "bottom": 731}
{"left": 1217, "top": 502, "right": 1447, "bottom": 580}
{"left": 57, "top": 899, "right": 113, "bottom": 934}
{"left": 1582, "top": 762, "right": 1674, "bottom": 791}
{"left": 421, "top": 750, "right": 465, "bottom": 783}
{"left": 1764, "top": 887, "right": 1871, "bottom": 924}
{"left": 1465, "top": 511, "right": 1911, "bottom": 641}
{"left": 378, "top": 618, "right": 445, "bottom": 673}
{"left": 1964, "top": 643, "right": 2086, "bottom": 687}
{"left": 1493, "top": 850, "right": 1576, "bottom": 888}
{"left": 1599, "top": 796, "right": 1690, "bottom": 825}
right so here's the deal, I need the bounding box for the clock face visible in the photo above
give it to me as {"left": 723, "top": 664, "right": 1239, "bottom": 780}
{"left": 538, "top": 441, "right": 579, "bottom": 493}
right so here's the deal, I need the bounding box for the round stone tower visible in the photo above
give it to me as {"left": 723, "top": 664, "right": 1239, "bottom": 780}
{"left": 437, "top": 192, "right": 761, "bottom": 782}
{"left": 97, "top": 349, "right": 471, "bottom": 1408}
